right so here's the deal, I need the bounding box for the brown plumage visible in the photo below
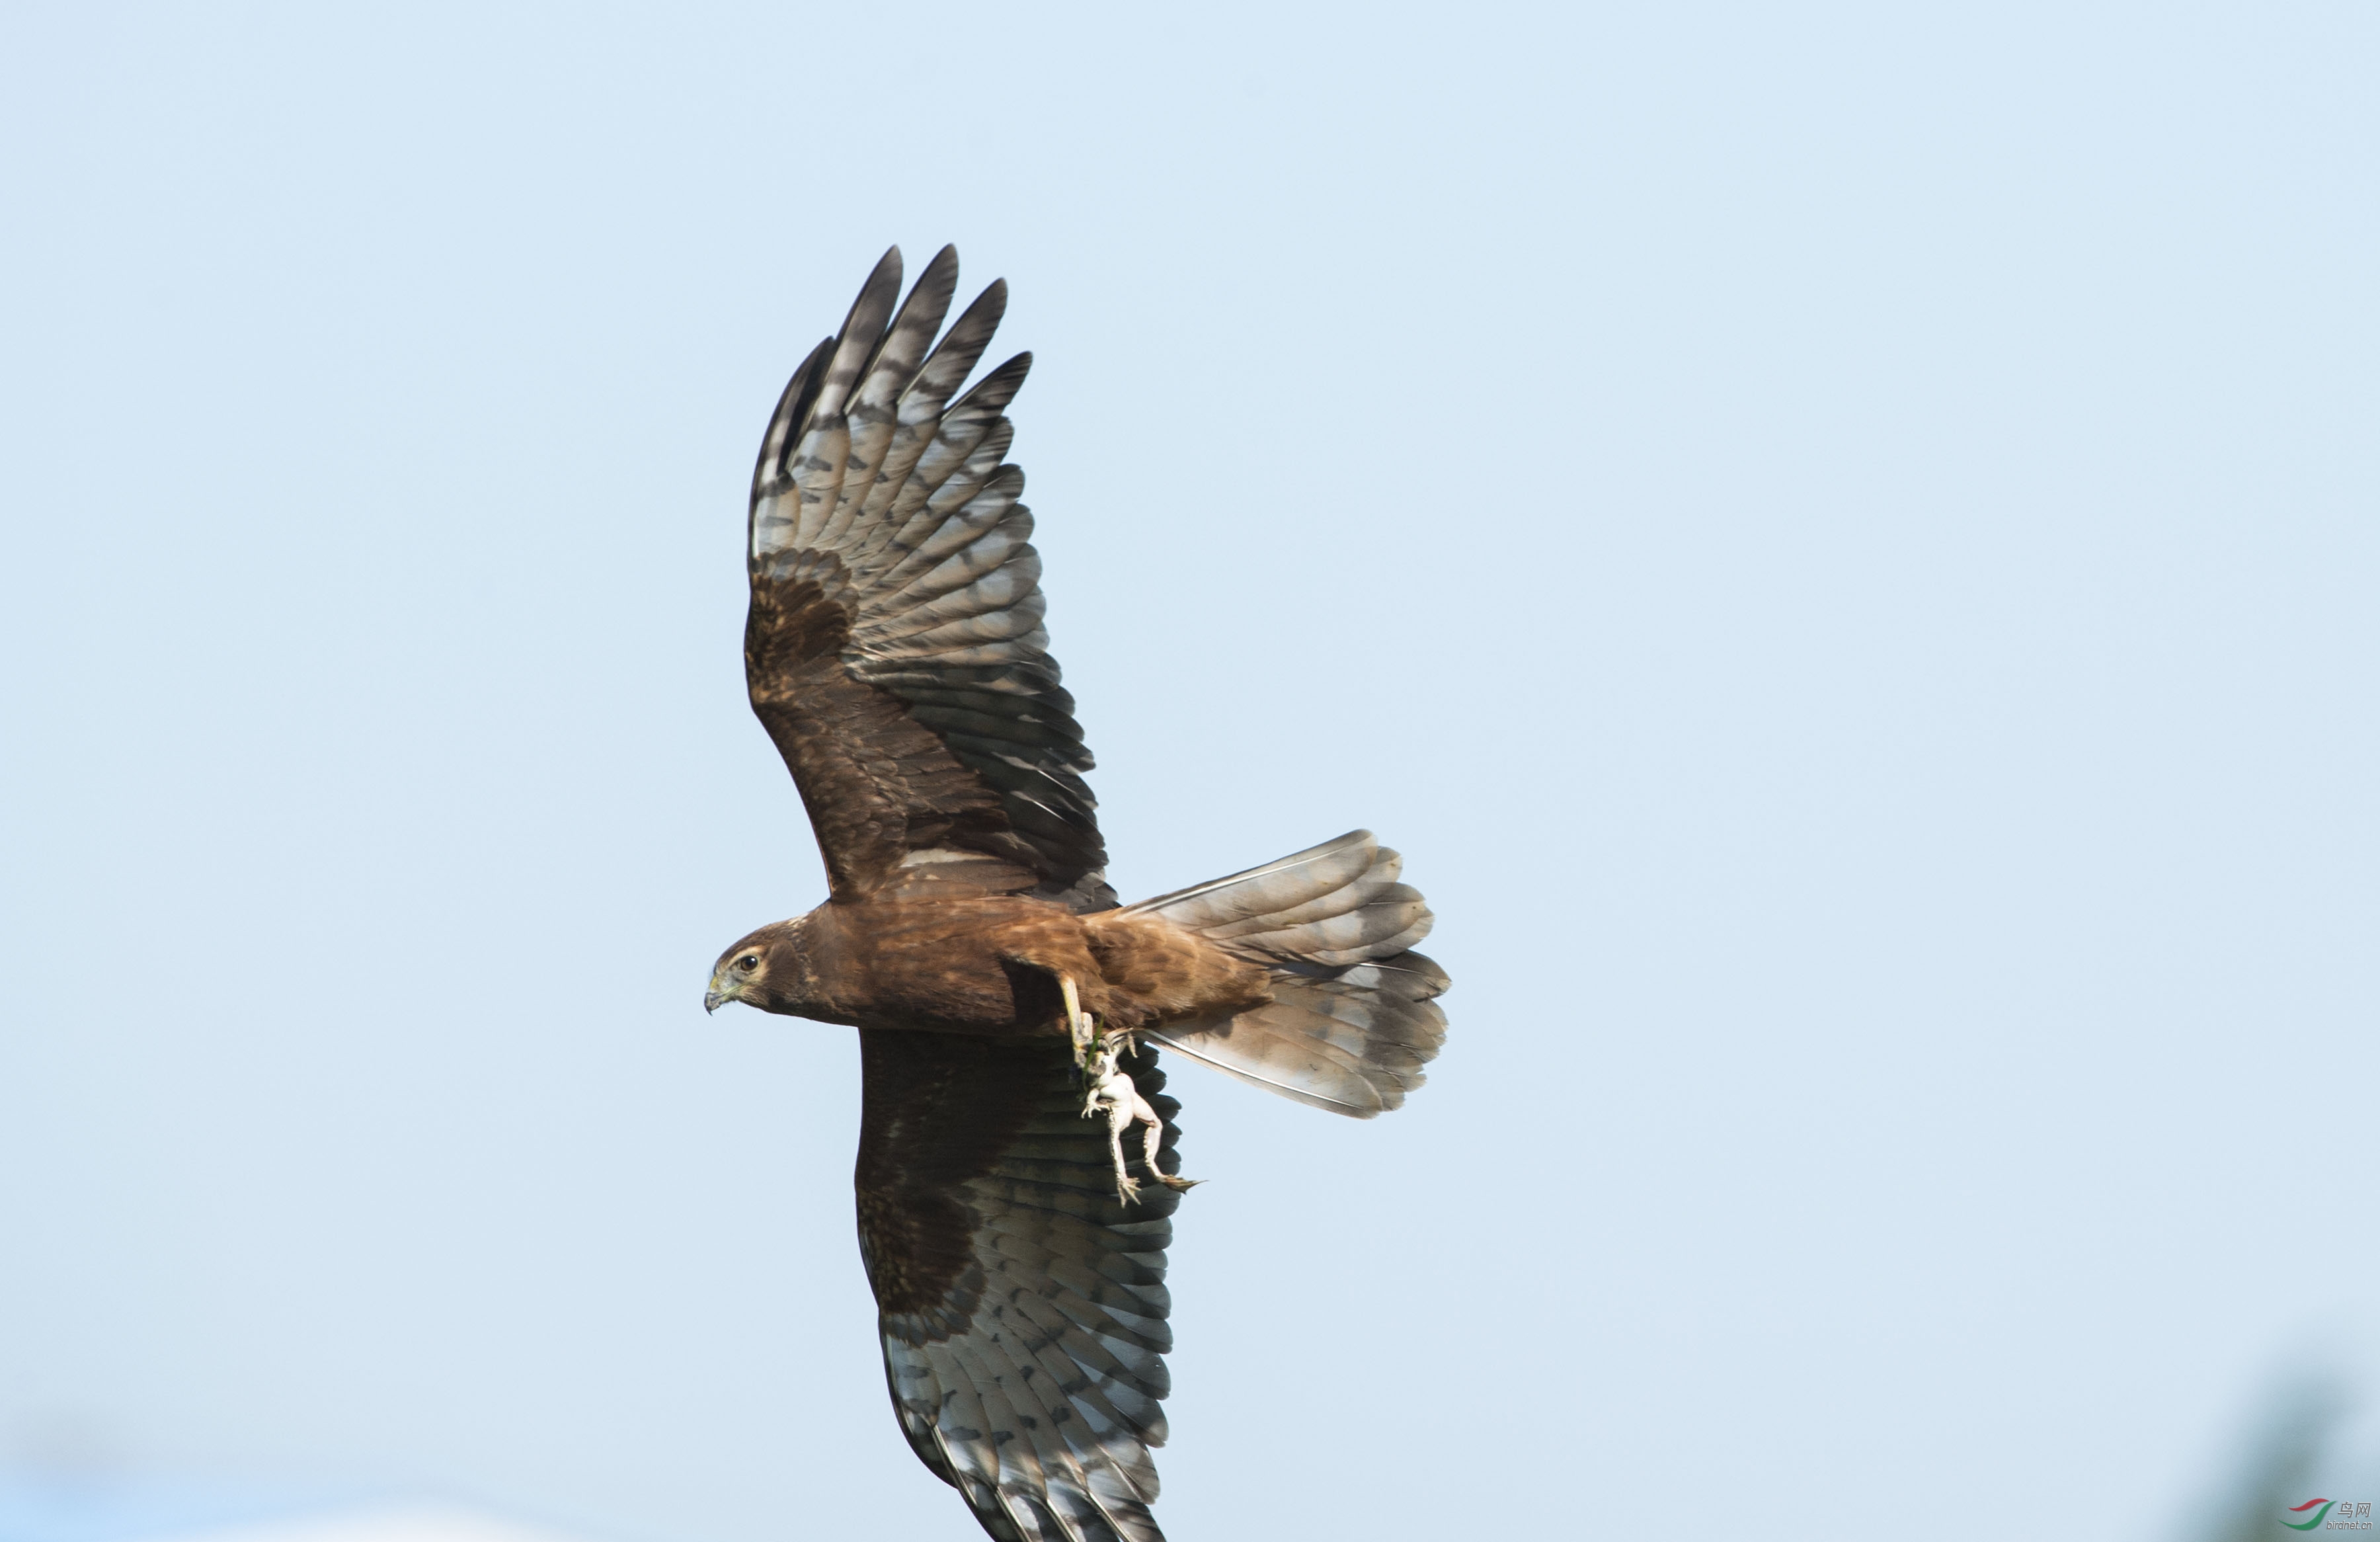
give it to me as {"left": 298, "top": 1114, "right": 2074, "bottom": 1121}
{"left": 705, "top": 247, "right": 1450, "bottom": 1542}
{"left": 715, "top": 901, "right": 1271, "bottom": 1035}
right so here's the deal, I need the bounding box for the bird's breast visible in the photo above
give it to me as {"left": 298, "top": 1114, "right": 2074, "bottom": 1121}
{"left": 811, "top": 896, "right": 1086, "bottom": 1035}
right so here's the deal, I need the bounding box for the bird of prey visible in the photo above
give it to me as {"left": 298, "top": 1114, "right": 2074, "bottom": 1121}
{"left": 704, "top": 246, "right": 1450, "bottom": 1542}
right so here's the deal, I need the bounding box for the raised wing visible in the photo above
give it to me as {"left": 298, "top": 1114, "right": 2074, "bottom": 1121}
{"left": 857, "top": 1031, "right": 1182, "bottom": 1542}
{"left": 746, "top": 246, "right": 1113, "bottom": 911}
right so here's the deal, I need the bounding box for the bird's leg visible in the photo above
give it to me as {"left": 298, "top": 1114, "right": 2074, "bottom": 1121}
{"left": 1060, "top": 974, "right": 1096, "bottom": 1069}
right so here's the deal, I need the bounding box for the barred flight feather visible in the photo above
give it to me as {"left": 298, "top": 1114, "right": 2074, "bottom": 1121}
{"left": 745, "top": 245, "right": 1111, "bottom": 911}
{"left": 858, "top": 1032, "right": 1182, "bottom": 1542}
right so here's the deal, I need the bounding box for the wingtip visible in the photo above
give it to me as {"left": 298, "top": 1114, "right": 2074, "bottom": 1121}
{"left": 853, "top": 249, "right": 902, "bottom": 319}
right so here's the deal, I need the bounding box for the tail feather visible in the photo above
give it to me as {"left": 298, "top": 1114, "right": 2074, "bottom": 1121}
{"left": 1129, "top": 832, "right": 1449, "bottom": 1118}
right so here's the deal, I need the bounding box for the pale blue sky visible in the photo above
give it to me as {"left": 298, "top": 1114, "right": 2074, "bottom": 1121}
{"left": 2, "top": 5, "right": 2376, "bottom": 1540}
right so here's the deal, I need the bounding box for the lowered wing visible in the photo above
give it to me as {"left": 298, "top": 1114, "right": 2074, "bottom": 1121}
{"left": 857, "top": 1032, "right": 1183, "bottom": 1542}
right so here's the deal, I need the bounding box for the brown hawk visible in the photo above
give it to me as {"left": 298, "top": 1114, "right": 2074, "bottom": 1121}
{"left": 703, "top": 246, "right": 1449, "bottom": 1541}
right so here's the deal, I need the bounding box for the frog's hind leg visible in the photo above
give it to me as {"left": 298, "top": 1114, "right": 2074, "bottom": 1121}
{"left": 1103, "top": 1084, "right": 1144, "bottom": 1204}
{"left": 1132, "top": 1082, "right": 1199, "bottom": 1194}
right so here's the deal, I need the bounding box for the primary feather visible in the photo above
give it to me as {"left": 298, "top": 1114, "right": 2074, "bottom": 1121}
{"left": 746, "top": 245, "right": 1109, "bottom": 911}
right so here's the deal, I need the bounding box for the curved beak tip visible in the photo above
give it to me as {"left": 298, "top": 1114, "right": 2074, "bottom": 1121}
{"left": 703, "top": 990, "right": 726, "bottom": 1015}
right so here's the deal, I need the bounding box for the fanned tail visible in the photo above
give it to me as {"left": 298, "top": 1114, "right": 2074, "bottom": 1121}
{"left": 1124, "top": 831, "right": 1448, "bottom": 1118}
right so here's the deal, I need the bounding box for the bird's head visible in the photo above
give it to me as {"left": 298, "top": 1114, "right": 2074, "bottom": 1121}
{"left": 705, "top": 920, "right": 805, "bottom": 1015}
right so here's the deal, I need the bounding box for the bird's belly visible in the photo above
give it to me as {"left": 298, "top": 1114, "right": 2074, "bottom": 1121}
{"left": 845, "top": 959, "right": 1062, "bottom": 1035}
{"left": 825, "top": 899, "right": 1082, "bottom": 1036}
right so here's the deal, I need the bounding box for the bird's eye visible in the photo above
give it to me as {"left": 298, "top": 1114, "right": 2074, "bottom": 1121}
{"left": 738, "top": 955, "right": 760, "bottom": 971}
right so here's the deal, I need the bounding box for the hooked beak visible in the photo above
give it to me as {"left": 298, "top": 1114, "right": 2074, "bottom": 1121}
{"left": 704, "top": 989, "right": 728, "bottom": 1014}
